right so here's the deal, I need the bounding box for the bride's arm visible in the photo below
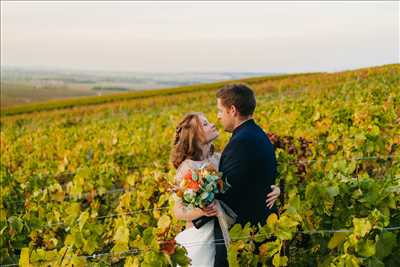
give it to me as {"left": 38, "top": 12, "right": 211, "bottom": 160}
{"left": 172, "top": 160, "right": 217, "bottom": 221}
{"left": 173, "top": 199, "right": 216, "bottom": 221}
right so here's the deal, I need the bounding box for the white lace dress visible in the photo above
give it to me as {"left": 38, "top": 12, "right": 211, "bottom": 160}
{"left": 174, "top": 153, "right": 221, "bottom": 267}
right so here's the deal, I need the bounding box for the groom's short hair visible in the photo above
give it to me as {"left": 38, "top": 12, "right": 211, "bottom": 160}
{"left": 216, "top": 83, "right": 256, "bottom": 116}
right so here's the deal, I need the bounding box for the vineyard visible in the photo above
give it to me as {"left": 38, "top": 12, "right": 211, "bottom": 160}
{"left": 1, "top": 64, "right": 399, "bottom": 266}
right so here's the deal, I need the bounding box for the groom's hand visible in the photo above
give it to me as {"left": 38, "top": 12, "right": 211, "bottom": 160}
{"left": 202, "top": 201, "right": 218, "bottom": 217}
{"left": 266, "top": 185, "right": 280, "bottom": 209}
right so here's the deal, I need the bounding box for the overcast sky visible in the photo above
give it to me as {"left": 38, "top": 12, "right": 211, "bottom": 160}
{"left": 1, "top": 1, "right": 399, "bottom": 73}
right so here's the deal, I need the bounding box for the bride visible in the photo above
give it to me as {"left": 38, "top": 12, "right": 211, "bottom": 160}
{"left": 170, "top": 112, "right": 280, "bottom": 266}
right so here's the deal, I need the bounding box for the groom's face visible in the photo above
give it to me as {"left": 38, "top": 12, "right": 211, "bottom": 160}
{"left": 217, "top": 98, "right": 235, "bottom": 132}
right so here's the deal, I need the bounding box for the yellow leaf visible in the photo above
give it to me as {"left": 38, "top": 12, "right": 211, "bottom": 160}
{"left": 267, "top": 213, "right": 278, "bottom": 227}
{"left": 52, "top": 190, "right": 65, "bottom": 202}
{"left": 157, "top": 215, "right": 171, "bottom": 233}
{"left": 78, "top": 211, "right": 89, "bottom": 231}
{"left": 71, "top": 255, "right": 87, "bottom": 267}
{"left": 353, "top": 218, "right": 371, "bottom": 237}
{"left": 114, "top": 225, "right": 129, "bottom": 244}
{"left": 126, "top": 175, "right": 136, "bottom": 186}
{"left": 19, "top": 247, "right": 30, "bottom": 267}
{"left": 124, "top": 256, "right": 141, "bottom": 267}
{"left": 327, "top": 143, "right": 336, "bottom": 152}
{"left": 121, "top": 193, "right": 131, "bottom": 207}
{"left": 312, "top": 111, "right": 320, "bottom": 122}
{"left": 112, "top": 137, "right": 118, "bottom": 145}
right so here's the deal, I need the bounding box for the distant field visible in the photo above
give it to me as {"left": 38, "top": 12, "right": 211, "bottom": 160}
{"left": 0, "top": 82, "right": 136, "bottom": 108}
{"left": 1, "top": 69, "right": 272, "bottom": 109}
{"left": 1, "top": 73, "right": 313, "bottom": 116}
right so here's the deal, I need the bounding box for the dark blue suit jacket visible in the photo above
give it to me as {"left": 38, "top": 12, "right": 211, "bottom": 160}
{"left": 218, "top": 119, "right": 278, "bottom": 225}
{"left": 214, "top": 119, "right": 278, "bottom": 266}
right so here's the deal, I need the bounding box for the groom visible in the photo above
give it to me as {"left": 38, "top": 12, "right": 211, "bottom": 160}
{"left": 193, "top": 83, "right": 278, "bottom": 267}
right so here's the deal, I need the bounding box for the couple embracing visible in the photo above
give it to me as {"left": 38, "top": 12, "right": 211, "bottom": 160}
{"left": 170, "top": 84, "right": 280, "bottom": 267}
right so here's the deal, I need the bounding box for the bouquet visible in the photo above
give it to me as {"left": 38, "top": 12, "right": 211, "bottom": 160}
{"left": 175, "top": 163, "right": 228, "bottom": 209}
{"left": 174, "top": 163, "right": 236, "bottom": 248}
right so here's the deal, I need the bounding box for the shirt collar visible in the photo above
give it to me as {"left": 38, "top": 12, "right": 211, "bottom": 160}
{"left": 232, "top": 118, "right": 254, "bottom": 136}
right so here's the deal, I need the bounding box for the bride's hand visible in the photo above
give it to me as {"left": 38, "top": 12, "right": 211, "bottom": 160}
{"left": 266, "top": 185, "right": 280, "bottom": 209}
{"left": 202, "top": 201, "right": 218, "bottom": 217}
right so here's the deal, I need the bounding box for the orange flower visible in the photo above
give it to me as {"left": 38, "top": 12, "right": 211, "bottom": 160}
{"left": 187, "top": 180, "right": 200, "bottom": 191}
{"left": 184, "top": 170, "right": 193, "bottom": 181}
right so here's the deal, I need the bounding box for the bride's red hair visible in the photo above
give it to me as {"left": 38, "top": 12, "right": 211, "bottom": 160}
{"left": 171, "top": 112, "right": 214, "bottom": 169}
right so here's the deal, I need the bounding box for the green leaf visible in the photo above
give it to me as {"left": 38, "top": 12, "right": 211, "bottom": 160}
{"left": 113, "top": 242, "right": 129, "bottom": 254}
{"left": 326, "top": 185, "right": 339, "bottom": 198}
{"left": 76, "top": 166, "right": 91, "bottom": 180}
{"left": 227, "top": 242, "right": 240, "bottom": 267}
{"left": 9, "top": 216, "right": 24, "bottom": 233}
{"left": 367, "top": 124, "right": 380, "bottom": 137}
{"left": 30, "top": 248, "right": 46, "bottom": 262}
{"left": 229, "top": 224, "right": 243, "bottom": 241}
{"left": 275, "top": 227, "right": 294, "bottom": 241}
{"left": 143, "top": 228, "right": 154, "bottom": 245}
{"left": 356, "top": 239, "right": 376, "bottom": 257}
{"left": 279, "top": 214, "right": 299, "bottom": 229}
{"left": 260, "top": 239, "right": 282, "bottom": 258}
{"left": 171, "top": 246, "right": 190, "bottom": 267}
{"left": 44, "top": 249, "right": 58, "bottom": 263}
{"left": 255, "top": 226, "right": 269, "bottom": 243}
{"left": 83, "top": 237, "right": 98, "bottom": 255}
{"left": 71, "top": 255, "right": 87, "bottom": 267}
{"left": 328, "top": 232, "right": 348, "bottom": 249}
{"left": 341, "top": 253, "right": 361, "bottom": 267}
{"left": 142, "top": 251, "right": 165, "bottom": 266}
{"left": 272, "top": 254, "right": 288, "bottom": 267}
{"left": 64, "top": 203, "right": 81, "bottom": 225}
{"left": 375, "top": 231, "right": 397, "bottom": 259}
{"left": 242, "top": 222, "right": 252, "bottom": 237}
{"left": 365, "top": 258, "right": 384, "bottom": 267}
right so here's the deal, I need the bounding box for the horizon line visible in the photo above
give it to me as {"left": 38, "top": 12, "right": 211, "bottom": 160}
{"left": 2, "top": 62, "right": 399, "bottom": 75}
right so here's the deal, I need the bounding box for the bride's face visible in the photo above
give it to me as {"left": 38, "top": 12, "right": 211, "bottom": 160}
{"left": 199, "top": 115, "right": 219, "bottom": 143}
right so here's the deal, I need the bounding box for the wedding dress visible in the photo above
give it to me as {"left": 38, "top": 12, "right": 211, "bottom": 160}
{"left": 173, "top": 153, "right": 221, "bottom": 267}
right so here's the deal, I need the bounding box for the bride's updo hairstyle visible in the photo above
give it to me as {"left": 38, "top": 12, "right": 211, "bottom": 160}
{"left": 171, "top": 112, "right": 214, "bottom": 169}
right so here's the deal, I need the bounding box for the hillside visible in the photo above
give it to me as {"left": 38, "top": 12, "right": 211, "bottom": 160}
{"left": 1, "top": 72, "right": 313, "bottom": 116}
{"left": 0, "top": 64, "right": 399, "bottom": 266}
{"left": 0, "top": 69, "right": 274, "bottom": 110}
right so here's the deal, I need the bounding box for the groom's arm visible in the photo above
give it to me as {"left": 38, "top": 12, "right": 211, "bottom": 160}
{"left": 192, "top": 139, "right": 251, "bottom": 229}
{"left": 218, "top": 138, "right": 251, "bottom": 205}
